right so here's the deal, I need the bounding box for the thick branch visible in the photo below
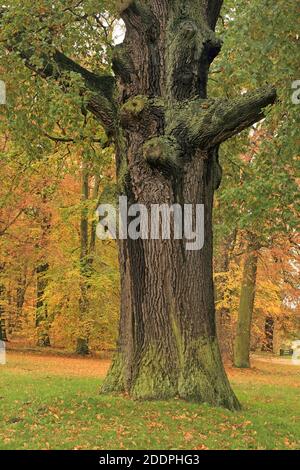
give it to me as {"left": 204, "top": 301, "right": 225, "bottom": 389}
{"left": 0, "top": 6, "right": 116, "bottom": 132}
{"left": 206, "top": 0, "right": 224, "bottom": 29}
{"left": 171, "top": 85, "right": 277, "bottom": 149}
{"left": 22, "top": 49, "right": 116, "bottom": 133}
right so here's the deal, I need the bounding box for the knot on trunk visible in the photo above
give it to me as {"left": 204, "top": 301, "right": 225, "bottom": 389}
{"left": 167, "top": 19, "right": 222, "bottom": 100}
{"left": 120, "top": 96, "right": 165, "bottom": 136}
{"left": 121, "top": 95, "right": 149, "bottom": 118}
{"left": 143, "top": 136, "right": 180, "bottom": 169}
{"left": 121, "top": 1, "right": 158, "bottom": 38}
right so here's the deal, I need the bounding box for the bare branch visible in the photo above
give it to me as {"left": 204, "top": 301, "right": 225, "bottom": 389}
{"left": 0, "top": 209, "right": 25, "bottom": 236}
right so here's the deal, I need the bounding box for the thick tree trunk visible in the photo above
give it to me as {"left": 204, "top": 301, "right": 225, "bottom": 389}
{"left": 262, "top": 316, "right": 275, "bottom": 353}
{"left": 102, "top": 0, "right": 240, "bottom": 409}
{"left": 234, "top": 239, "right": 258, "bottom": 368}
{"left": 103, "top": 157, "right": 239, "bottom": 408}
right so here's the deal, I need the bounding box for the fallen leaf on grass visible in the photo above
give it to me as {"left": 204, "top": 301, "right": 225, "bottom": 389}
{"left": 184, "top": 432, "right": 194, "bottom": 442}
{"left": 193, "top": 444, "right": 209, "bottom": 450}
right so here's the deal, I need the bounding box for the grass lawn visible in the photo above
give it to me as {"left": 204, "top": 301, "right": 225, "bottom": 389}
{"left": 0, "top": 351, "right": 299, "bottom": 450}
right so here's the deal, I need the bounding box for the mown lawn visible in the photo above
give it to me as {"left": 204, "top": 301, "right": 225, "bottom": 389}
{"left": 0, "top": 351, "right": 299, "bottom": 450}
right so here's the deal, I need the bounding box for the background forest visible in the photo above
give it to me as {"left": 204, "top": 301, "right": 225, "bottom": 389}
{"left": 0, "top": 0, "right": 299, "bottom": 361}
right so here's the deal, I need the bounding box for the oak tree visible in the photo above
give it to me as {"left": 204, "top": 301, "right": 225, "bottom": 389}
{"left": 0, "top": 0, "right": 278, "bottom": 409}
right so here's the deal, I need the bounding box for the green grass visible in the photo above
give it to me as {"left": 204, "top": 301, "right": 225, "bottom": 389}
{"left": 0, "top": 356, "right": 300, "bottom": 450}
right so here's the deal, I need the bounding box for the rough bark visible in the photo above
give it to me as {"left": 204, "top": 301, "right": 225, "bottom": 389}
{"left": 102, "top": 1, "right": 275, "bottom": 408}
{"left": 101, "top": 0, "right": 275, "bottom": 410}
{"left": 2, "top": 0, "right": 277, "bottom": 409}
{"left": 234, "top": 237, "right": 259, "bottom": 368}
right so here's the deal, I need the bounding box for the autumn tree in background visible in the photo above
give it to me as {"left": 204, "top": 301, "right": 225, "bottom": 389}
{"left": 0, "top": 138, "right": 119, "bottom": 351}
{"left": 0, "top": 3, "right": 119, "bottom": 353}
{"left": 256, "top": 242, "right": 300, "bottom": 353}
{"left": 211, "top": 0, "right": 299, "bottom": 368}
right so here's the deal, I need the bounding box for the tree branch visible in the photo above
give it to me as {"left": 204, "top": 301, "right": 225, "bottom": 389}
{"left": 0, "top": 209, "right": 25, "bottom": 236}
{"left": 0, "top": 7, "right": 116, "bottom": 132}
{"left": 21, "top": 49, "right": 117, "bottom": 133}
{"left": 171, "top": 85, "right": 277, "bottom": 149}
{"left": 206, "top": 0, "right": 224, "bottom": 29}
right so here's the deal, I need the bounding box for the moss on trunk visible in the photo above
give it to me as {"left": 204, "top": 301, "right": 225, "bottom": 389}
{"left": 101, "top": 352, "right": 126, "bottom": 393}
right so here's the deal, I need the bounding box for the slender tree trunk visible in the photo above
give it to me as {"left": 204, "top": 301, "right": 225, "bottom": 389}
{"left": 34, "top": 190, "right": 52, "bottom": 347}
{"left": 0, "top": 283, "right": 7, "bottom": 342}
{"left": 77, "top": 158, "right": 103, "bottom": 355}
{"left": 36, "top": 262, "right": 51, "bottom": 347}
{"left": 89, "top": 174, "right": 101, "bottom": 259}
{"left": 15, "top": 271, "right": 27, "bottom": 332}
{"left": 0, "top": 263, "right": 7, "bottom": 341}
{"left": 77, "top": 155, "right": 91, "bottom": 355}
{"left": 262, "top": 316, "right": 275, "bottom": 353}
{"left": 234, "top": 238, "right": 258, "bottom": 368}
{"left": 215, "top": 230, "right": 237, "bottom": 360}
